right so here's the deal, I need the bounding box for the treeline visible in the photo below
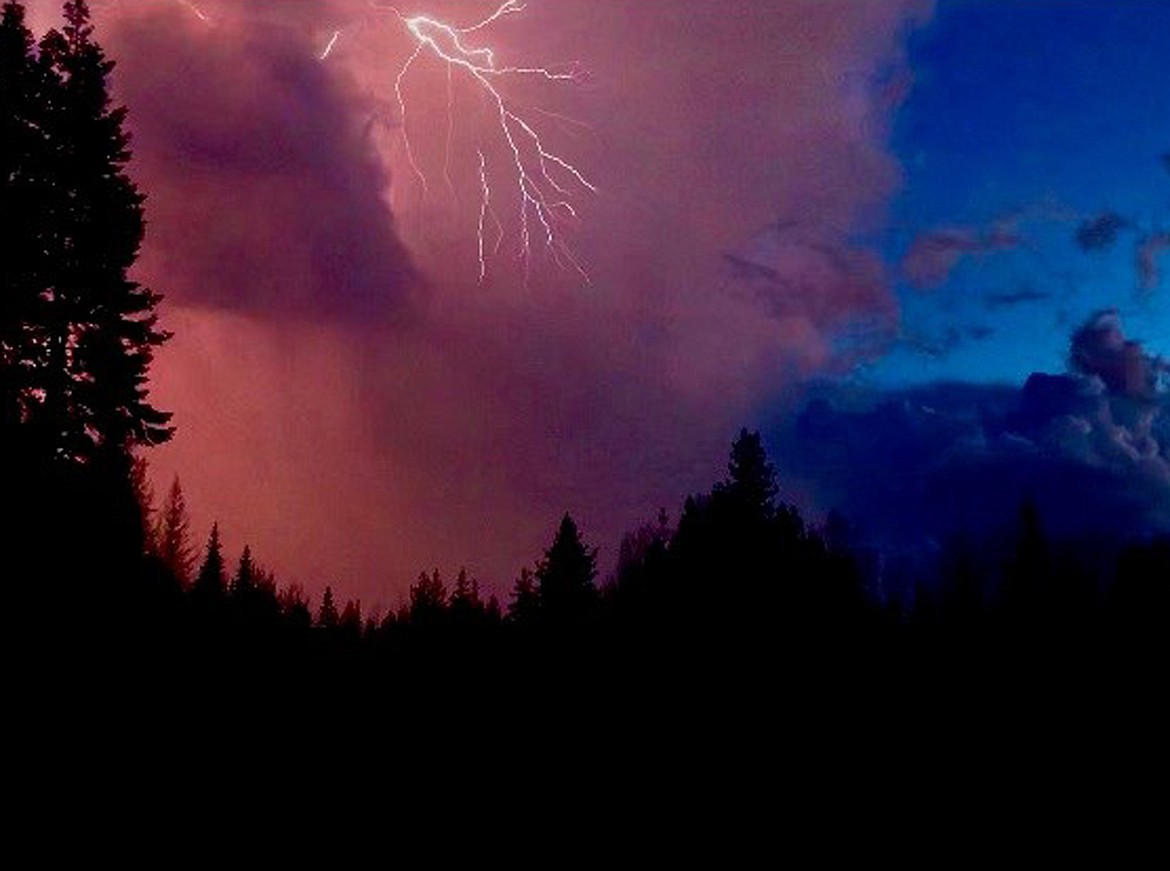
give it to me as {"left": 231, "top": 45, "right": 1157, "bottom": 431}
{"left": 125, "top": 428, "right": 865, "bottom": 655}
{"left": 121, "top": 428, "right": 1168, "bottom": 672}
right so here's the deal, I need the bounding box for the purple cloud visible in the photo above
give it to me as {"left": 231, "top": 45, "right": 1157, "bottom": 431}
{"left": 901, "top": 220, "right": 1020, "bottom": 289}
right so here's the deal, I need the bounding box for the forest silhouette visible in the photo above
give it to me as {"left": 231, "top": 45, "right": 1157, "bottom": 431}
{"left": 1, "top": 2, "right": 1166, "bottom": 708}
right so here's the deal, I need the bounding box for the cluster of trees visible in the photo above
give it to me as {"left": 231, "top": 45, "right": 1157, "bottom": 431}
{"left": 116, "top": 425, "right": 870, "bottom": 663}
{"left": 120, "top": 424, "right": 1169, "bottom": 676}
{"left": 132, "top": 470, "right": 601, "bottom": 658}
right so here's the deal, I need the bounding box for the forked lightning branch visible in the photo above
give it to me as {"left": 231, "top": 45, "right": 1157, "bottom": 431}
{"left": 323, "top": 1, "right": 595, "bottom": 284}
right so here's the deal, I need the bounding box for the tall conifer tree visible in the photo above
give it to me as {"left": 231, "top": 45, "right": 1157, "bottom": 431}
{"left": 157, "top": 476, "right": 194, "bottom": 585}
{"left": 536, "top": 514, "right": 598, "bottom": 625}
{"left": 32, "top": 0, "right": 171, "bottom": 464}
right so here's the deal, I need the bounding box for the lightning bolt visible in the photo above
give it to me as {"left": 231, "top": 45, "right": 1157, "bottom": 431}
{"left": 177, "top": 0, "right": 209, "bottom": 22}
{"left": 92, "top": 0, "right": 212, "bottom": 24}
{"left": 319, "top": 29, "right": 342, "bottom": 61}
{"left": 331, "top": 1, "right": 595, "bottom": 284}
{"left": 477, "top": 148, "right": 490, "bottom": 284}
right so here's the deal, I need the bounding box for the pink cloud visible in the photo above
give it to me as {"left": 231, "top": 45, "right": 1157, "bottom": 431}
{"left": 901, "top": 221, "right": 1020, "bottom": 289}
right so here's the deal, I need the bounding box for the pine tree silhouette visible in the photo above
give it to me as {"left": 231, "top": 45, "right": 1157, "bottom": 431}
{"left": 339, "top": 598, "right": 362, "bottom": 643}
{"left": 409, "top": 569, "right": 448, "bottom": 626}
{"left": 449, "top": 567, "right": 485, "bottom": 625}
{"left": 129, "top": 455, "right": 157, "bottom": 556}
{"left": 157, "top": 476, "right": 194, "bottom": 586}
{"left": 536, "top": 513, "right": 598, "bottom": 626}
{"left": 193, "top": 522, "right": 226, "bottom": 598}
{"left": 29, "top": 0, "right": 171, "bottom": 463}
{"left": 485, "top": 594, "right": 502, "bottom": 624}
{"left": 508, "top": 567, "right": 540, "bottom": 625}
{"left": 721, "top": 428, "right": 779, "bottom": 522}
{"left": 317, "top": 585, "right": 339, "bottom": 630}
{"left": 231, "top": 545, "right": 256, "bottom": 600}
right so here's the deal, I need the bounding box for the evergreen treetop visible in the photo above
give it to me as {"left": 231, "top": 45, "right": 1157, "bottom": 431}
{"left": 720, "top": 428, "right": 778, "bottom": 522}
{"left": 194, "top": 522, "right": 225, "bottom": 597}
{"left": 158, "top": 476, "right": 194, "bottom": 585}
{"left": 536, "top": 513, "right": 598, "bottom": 625}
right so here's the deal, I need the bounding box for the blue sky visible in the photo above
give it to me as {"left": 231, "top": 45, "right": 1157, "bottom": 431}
{"left": 868, "top": 0, "right": 1170, "bottom": 387}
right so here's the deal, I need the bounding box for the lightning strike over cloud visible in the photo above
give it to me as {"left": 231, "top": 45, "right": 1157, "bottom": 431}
{"left": 176, "top": 0, "right": 209, "bottom": 23}
{"left": 329, "top": 1, "right": 595, "bottom": 284}
{"left": 319, "top": 29, "right": 342, "bottom": 61}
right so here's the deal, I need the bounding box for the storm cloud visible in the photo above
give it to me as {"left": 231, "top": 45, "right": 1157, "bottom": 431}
{"left": 106, "top": 2, "right": 420, "bottom": 320}
{"left": 777, "top": 311, "right": 1170, "bottom": 550}
{"left": 25, "top": 0, "right": 933, "bottom": 604}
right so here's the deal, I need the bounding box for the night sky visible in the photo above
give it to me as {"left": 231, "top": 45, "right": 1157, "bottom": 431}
{"left": 23, "top": 1, "right": 1169, "bottom": 607}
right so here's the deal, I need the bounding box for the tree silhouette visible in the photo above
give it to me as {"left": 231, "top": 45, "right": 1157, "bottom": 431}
{"left": 485, "top": 594, "right": 502, "bottom": 624}
{"left": 339, "top": 598, "right": 362, "bottom": 643}
{"left": 278, "top": 584, "right": 312, "bottom": 633}
{"left": 317, "top": 585, "right": 339, "bottom": 630}
{"left": 720, "top": 428, "right": 778, "bottom": 522}
{"left": 675, "top": 432, "right": 773, "bottom": 584}
{"left": 409, "top": 569, "right": 448, "bottom": 626}
{"left": 449, "top": 567, "right": 486, "bottom": 626}
{"left": 193, "top": 522, "right": 226, "bottom": 599}
{"left": 129, "top": 455, "right": 157, "bottom": 556}
{"left": 536, "top": 513, "right": 598, "bottom": 626}
{"left": 231, "top": 544, "right": 257, "bottom": 613}
{"left": 508, "top": 567, "right": 540, "bottom": 626}
{"left": 609, "top": 508, "right": 674, "bottom": 627}
{"left": 28, "top": 0, "right": 171, "bottom": 463}
{"left": 157, "top": 476, "right": 194, "bottom": 586}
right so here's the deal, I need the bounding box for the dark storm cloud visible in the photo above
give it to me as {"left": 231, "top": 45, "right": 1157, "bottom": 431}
{"left": 776, "top": 311, "right": 1170, "bottom": 548}
{"left": 1069, "top": 310, "right": 1168, "bottom": 399}
{"left": 107, "top": 3, "right": 420, "bottom": 320}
